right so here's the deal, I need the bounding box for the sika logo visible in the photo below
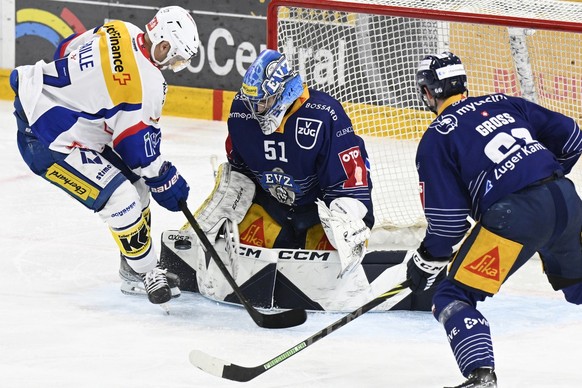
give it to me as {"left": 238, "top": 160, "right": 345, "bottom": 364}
{"left": 464, "top": 247, "right": 500, "bottom": 280}
{"left": 315, "top": 234, "right": 333, "bottom": 250}
{"left": 240, "top": 218, "right": 265, "bottom": 247}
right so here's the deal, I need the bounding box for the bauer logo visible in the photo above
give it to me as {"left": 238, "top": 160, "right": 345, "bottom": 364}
{"left": 295, "top": 118, "right": 322, "bottom": 149}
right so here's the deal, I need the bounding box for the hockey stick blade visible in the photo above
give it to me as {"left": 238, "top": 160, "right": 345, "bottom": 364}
{"left": 189, "top": 280, "right": 411, "bottom": 382}
{"left": 179, "top": 201, "right": 307, "bottom": 329}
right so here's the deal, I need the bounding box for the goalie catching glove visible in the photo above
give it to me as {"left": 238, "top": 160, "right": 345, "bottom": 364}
{"left": 316, "top": 197, "right": 371, "bottom": 278}
{"left": 405, "top": 243, "right": 449, "bottom": 293}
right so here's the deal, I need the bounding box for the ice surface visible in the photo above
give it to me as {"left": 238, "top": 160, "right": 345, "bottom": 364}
{"left": 0, "top": 100, "right": 580, "bottom": 387}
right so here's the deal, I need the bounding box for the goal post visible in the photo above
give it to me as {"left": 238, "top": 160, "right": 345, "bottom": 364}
{"left": 267, "top": 0, "right": 582, "bottom": 239}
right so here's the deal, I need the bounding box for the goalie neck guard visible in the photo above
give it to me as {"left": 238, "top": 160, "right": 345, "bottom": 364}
{"left": 416, "top": 51, "right": 467, "bottom": 113}
{"left": 240, "top": 49, "right": 304, "bottom": 135}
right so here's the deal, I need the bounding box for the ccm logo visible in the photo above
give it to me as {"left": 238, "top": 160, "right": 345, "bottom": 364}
{"left": 278, "top": 250, "right": 331, "bottom": 261}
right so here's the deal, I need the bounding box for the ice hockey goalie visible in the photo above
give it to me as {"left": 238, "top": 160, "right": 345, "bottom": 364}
{"left": 159, "top": 163, "right": 440, "bottom": 312}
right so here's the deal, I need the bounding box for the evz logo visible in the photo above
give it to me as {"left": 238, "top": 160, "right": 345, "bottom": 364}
{"left": 295, "top": 118, "right": 322, "bottom": 149}
{"left": 430, "top": 114, "right": 458, "bottom": 135}
{"left": 260, "top": 168, "right": 301, "bottom": 205}
{"left": 263, "top": 57, "right": 290, "bottom": 94}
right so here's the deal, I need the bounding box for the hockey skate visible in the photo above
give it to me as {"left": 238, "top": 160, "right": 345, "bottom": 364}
{"left": 445, "top": 368, "right": 497, "bottom": 388}
{"left": 119, "top": 256, "right": 181, "bottom": 300}
{"left": 140, "top": 267, "right": 173, "bottom": 304}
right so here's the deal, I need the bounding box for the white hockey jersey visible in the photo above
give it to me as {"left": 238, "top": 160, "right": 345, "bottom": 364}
{"left": 14, "top": 20, "right": 168, "bottom": 177}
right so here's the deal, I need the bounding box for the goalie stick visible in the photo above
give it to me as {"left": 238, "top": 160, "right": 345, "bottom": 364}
{"left": 178, "top": 201, "right": 307, "bottom": 329}
{"left": 189, "top": 280, "right": 411, "bottom": 382}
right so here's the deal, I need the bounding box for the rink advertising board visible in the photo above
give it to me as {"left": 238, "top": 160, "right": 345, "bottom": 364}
{"left": 14, "top": 0, "right": 268, "bottom": 92}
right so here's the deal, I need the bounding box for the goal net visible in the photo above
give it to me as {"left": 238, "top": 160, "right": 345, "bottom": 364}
{"left": 267, "top": 0, "right": 582, "bottom": 240}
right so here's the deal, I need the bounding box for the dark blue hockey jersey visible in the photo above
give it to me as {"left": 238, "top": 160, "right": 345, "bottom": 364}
{"left": 226, "top": 86, "right": 374, "bottom": 227}
{"left": 417, "top": 93, "right": 582, "bottom": 258}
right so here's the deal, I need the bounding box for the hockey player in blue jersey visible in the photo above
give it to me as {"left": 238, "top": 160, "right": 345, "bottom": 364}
{"left": 405, "top": 52, "right": 582, "bottom": 387}
{"left": 224, "top": 49, "right": 374, "bottom": 277}
{"left": 10, "top": 6, "right": 199, "bottom": 305}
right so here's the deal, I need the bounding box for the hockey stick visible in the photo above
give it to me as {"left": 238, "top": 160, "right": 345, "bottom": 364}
{"left": 178, "top": 201, "right": 307, "bottom": 329}
{"left": 189, "top": 280, "right": 411, "bottom": 382}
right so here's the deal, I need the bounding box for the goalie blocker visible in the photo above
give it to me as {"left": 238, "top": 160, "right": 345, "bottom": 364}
{"left": 159, "top": 229, "right": 441, "bottom": 312}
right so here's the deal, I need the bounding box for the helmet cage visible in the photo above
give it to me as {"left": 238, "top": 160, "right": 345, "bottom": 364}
{"left": 240, "top": 50, "right": 303, "bottom": 135}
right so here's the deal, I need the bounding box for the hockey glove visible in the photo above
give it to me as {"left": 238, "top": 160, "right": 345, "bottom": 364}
{"left": 316, "top": 197, "right": 371, "bottom": 278}
{"left": 405, "top": 244, "right": 449, "bottom": 293}
{"left": 145, "top": 162, "right": 189, "bottom": 212}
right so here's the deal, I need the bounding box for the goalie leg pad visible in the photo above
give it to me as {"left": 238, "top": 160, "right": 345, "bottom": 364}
{"left": 185, "top": 162, "right": 255, "bottom": 243}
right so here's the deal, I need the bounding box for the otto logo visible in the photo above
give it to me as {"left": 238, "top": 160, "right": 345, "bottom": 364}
{"left": 339, "top": 146, "right": 368, "bottom": 188}
{"left": 295, "top": 118, "right": 322, "bottom": 149}
{"left": 341, "top": 148, "right": 360, "bottom": 163}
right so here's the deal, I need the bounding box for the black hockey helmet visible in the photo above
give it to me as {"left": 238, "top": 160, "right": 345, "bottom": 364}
{"left": 416, "top": 52, "right": 467, "bottom": 113}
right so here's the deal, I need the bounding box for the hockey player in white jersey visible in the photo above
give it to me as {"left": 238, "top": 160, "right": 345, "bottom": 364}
{"left": 10, "top": 6, "right": 199, "bottom": 305}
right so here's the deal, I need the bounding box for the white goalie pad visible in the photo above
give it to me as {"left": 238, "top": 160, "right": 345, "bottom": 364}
{"left": 160, "top": 229, "right": 414, "bottom": 312}
{"left": 183, "top": 162, "right": 255, "bottom": 243}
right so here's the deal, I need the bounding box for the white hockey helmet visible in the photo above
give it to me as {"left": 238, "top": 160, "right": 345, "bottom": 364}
{"left": 146, "top": 6, "right": 200, "bottom": 72}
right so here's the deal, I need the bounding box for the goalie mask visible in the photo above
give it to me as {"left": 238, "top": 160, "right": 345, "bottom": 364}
{"left": 416, "top": 52, "right": 467, "bottom": 113}
{"left": 146, "top": 6, "right": 200, "bottom": 72}
{"left": 240, "top": 49, "right": 304, "bottom": 135}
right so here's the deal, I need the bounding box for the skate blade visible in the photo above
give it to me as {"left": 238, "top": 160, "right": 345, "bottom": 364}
{"left": 121, "top": 282, "right": 181, "bottom": 298}
{"left": 159, "top": 303, "right": 170, "bottom": 315}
